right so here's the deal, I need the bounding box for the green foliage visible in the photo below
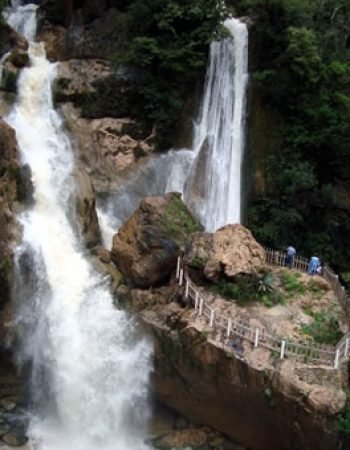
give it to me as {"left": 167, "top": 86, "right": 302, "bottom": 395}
{"left": 302, "top": 308, "right": 342, "bottom": 344}
{"left": 212, "top": 270, "right": 284, "bottom": 307}
{"left": 189, "top": 256, "right": 207, "bottom": 269}
{"left": 158, "top": 193, "right": 202, "bottom": 240}
{"left": 114, "top": 0, "right": 227, "bottom": 149}
{"left": 244, "top": 0, "right": 350, "bottom": 272}
{"left": 280, "top": 270, "right": 306, "bottom": 296}
{"left": 336, "top": 391, "right": 350, "bottom": 437}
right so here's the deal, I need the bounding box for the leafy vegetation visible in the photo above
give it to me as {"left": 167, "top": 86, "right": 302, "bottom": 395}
{"left": 280, "top": 270, "right": 306, "bottom": 296}
{"left": 337, "top": 391, "right": 350, "bottom": 437}
{"left": 212, "top": 269, "right": 284, "bottom": 306}
{"left": 114, "top": 0, "right": 228, "bottom": 149}
{"left": 302, "top": 307, "right": 342, "bottom": 344}
{"left": 233, "top": 0, "right": 350, "bottom": 274}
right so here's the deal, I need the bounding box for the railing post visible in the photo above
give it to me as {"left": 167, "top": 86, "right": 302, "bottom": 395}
{"left": 280, "top": 340, "right": 286, "bottom": 359}
{"left": 227, "top": 318, "right": 232, "bottom": 337}
{"left": 346, "top": 338, "right": 350, "bottom": 357}
{"left": 199, "top": 298, "right": 204, "bottom": 316}
{"left": 334, "top": 349, "right": 340, "bottom": 369}
{"left": 176, "top": 256, "right": 181, "bottom": 279}
{"left": 179, "top": 269, "right": 183, "bottom": 286}
{"left": 254, "top": 328, "right": 260, "bottom": 348}
{"left": 185, "top": 279, "right": 189, "bottom": 299}
{"left": 194, "top": 292, "right": 199, "bottom": 310}
{"left": 209, "top": 309, "right": 215, "bottom": 327}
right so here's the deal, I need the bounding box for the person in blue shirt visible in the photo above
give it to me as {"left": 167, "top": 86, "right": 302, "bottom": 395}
{"left": 286, "top": 246, "right": 296, "bottom": 268}
{"left": 308, "top": 256, "right": 320, "bottom": 275}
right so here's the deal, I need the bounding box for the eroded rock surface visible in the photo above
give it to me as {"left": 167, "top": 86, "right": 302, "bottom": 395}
{"left": 187, "top": 224, "right": 266, "bottom": 282}
{"left": 61, "top": 104, "right": 155, "bottom": 192}
{"left": 111, "top": 193, "right": 202, "bottom": 288}
{"left": 129, "top": 284, "right": 343, "bottom": 450}
{"left": 74, "top": 167, "right": 101, "bottom": 248}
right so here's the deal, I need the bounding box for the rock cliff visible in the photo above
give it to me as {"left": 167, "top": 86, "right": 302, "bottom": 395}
{"left": 109, "top": 194, "right": 345, "bottom": 450}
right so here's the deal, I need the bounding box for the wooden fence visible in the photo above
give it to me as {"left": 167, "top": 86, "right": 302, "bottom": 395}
{"left": 264, "top": 248, "right": 350, "bottom": 314}
{"left": 175, "top": 255, "right": 350, "bottom": 369}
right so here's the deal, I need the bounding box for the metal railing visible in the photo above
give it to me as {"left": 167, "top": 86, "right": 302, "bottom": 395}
{"left": 175, "top": 256, "right": 350, "bottom": 369}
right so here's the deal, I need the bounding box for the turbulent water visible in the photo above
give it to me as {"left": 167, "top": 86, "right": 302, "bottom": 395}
{"left": 7, "top": 3, "right": 152, "bottom": 450}
{"left": 98, "top": 18, "right": 248, "bottom": 236}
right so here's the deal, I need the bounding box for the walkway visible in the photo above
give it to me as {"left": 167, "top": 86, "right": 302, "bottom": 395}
{"left": 175, "top": 249, "right": 350, "bottom": 369}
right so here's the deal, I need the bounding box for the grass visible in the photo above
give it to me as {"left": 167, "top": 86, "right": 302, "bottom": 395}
{"left": 301, "top": 307, "right": 342, "bottom": 345}
{"left": 280, "top": 270, "right": 306, "bottom": 297}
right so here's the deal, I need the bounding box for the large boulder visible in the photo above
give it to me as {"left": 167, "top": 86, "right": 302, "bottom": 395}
{"left": 74, "top": 167, "right": 101, "bottom": 248}
{"left": 187, "top": 224, "right": 266, "bottom": 282}
{"left": 111, "top": 192, "right": 202, "bottom": 288}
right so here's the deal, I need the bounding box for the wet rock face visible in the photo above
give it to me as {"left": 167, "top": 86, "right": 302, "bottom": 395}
{"left": 187, "top": 224, "right": 266, "bottom": 282}
{"left": 74, "top": 167, "right": 101, "bottom": 248}
{"left": 111, "top": 193, "right": 202, "bottom": 288}
{"left": 60, "top": 104, "right": 155, "bottom": 193}
{"left": 0, "top": 120, "right": 21, "bottom": 307}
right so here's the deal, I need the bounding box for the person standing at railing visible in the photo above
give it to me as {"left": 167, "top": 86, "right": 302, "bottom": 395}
{"left": 308, "top": 256, "right": 320, "bottom": 275}
{"left": 286, "top": 246, "right": 296, "bottom": 268}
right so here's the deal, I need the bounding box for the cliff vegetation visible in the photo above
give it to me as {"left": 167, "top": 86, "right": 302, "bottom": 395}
{"left": 232, "top": 0, "right": 350, "bottom": 279}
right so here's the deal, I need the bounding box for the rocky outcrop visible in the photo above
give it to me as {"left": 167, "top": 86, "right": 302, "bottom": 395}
{"left": 74, "top": 167, "right": 101, "bottom": 248}
{"left": 0, "top": 120, "right": 20, "bottom": 307}
{"left": 55, "top": 59, "right": 111, "bottom": 102}
{"left": 111, "top": 193, "right": 202, "bottom": 288}
{"left": 0, "top": 23, "right": 28, "bottom": 55}
{"left": 0, "top": 23, "right": 29, "bottom": 95}
{"left": 129, "top": 286, "right": 343, "bottom": 450}
{"left": 187, "top": 224, "right": 266, "bottom": 282}
{"left": 0, "top": 120, "right": 25, "bottom": 443}
{"left": 60, "top": 104, "right": 155, "bottom": 192}
{"left": 38, "top": 5, "right": 125, "bottom": 60}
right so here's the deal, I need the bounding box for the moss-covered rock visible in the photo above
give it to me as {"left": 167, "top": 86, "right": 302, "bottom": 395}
{"left": 111, "top": 192, "right": 202, "bottom": 288}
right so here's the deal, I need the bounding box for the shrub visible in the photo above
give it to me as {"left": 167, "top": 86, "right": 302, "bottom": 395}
{"left": 280, "top": 270, "right": 306, "bottom": 296}
{"left": 302, "top": 308, "right": 342, "bottom": 345}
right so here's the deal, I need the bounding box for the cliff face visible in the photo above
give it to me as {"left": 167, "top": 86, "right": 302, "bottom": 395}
{"left": 112, "top": 195, "right": 345, "bottom": 450}
{"left": 131, "top": 287, "right": 341, "bottom": 450}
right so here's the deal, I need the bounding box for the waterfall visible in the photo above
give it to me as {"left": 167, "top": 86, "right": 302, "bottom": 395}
{"left": 97, "top": 18, "right": 248, "bottom": 234}
{"left": 6, "top": 3, "right": 152, "bottom": 450}
{"left": 184, "top": 18, "right": 248, "bottom": 231}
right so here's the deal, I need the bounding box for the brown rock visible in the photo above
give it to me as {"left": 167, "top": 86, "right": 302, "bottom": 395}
{"left": 2, "top": 24, "right": 28, "bottom": 51}
{"left": 187, "top": 224, "right": 266, "bottom": 282}
{"left": 36, "top": 23, "right": 66, "bottom": 61}
{"left": 91, "top": 246, "right": 111, "bottom": 264}
{"left": 74, "top": 167, "right": 101, "bottom": 248}
{"left": 111, "top": 193, "right": 202, "bottom": 288}
{"left": 307, "top": 387, "right": 346, "bottom": 415}
{"left": 60, "top": 104, "right": 156, "bottom": 192}
{"left": 6, "top": 48, "right": 29, "bottom": 68}
{"left": 56, "top": 59, "right": 111, "bottom": 99}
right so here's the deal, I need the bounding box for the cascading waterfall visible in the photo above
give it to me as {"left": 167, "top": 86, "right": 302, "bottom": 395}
{"left": 184, "top": 18, "right": 248, "bottom": 231}
{"left": 97, "top": 18, "right": 248, "bottom": 236}
{"left": 6, "top": 3, "right": 152, "bottom": 450}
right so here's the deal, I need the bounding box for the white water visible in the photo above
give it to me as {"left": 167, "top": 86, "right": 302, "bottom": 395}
{"left": 97, "top": 18, "right": 248, "bottom": 234}
{"left": 7, "top": 3, "right": 152, "bottom": 450}
{"left": 184, "top": 18, "right": 248, "bottom": 230}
